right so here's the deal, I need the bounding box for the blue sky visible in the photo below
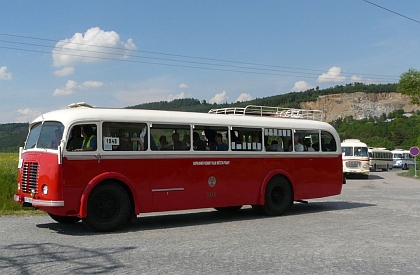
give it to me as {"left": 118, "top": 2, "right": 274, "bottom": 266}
{"left": 0, "top": 0, "right": 419, "bottom": 123}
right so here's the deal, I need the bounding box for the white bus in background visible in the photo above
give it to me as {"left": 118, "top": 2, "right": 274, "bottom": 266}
{"left": 391, "top": 149, "right": 416, "bottom": 170}
{"left": 368, "top": 147, "right": 394, "bottom": 172}
{"left": 341, "top": 139, "right": 370, "bottom": 178}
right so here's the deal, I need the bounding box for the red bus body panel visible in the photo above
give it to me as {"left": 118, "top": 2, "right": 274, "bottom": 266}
{"left": 15, "top": 152, "right": 343, "bottom": 218}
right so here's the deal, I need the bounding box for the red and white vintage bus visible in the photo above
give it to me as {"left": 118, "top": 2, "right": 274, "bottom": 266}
{"left": 14, "top": 104, "right": 343, "bottom": 231}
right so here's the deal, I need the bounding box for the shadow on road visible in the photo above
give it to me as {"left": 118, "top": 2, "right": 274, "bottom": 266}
{"left": 36, "top": 200, "right": 375, "bottom": 235}
{"left": 345, "top": 174, "right": 384, "bottom": 180}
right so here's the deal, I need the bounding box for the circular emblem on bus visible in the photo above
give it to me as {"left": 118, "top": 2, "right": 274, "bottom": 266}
{"left": 208, "top": 176, "right": 216, "bottom": 187}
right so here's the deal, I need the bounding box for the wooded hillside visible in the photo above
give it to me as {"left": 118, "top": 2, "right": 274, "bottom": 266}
{"left": 0, "top": 123, "right": 28, "bottom": 152}
{"left": 2, "top": 82, "right": 414, "bottom": 152}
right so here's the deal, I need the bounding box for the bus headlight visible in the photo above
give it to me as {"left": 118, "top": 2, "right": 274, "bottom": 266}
{"left": 17, "top": 182, "right": 20, "bottom": 191}
{"left": 42, "top": 185, "right": 48, "bottom": 195}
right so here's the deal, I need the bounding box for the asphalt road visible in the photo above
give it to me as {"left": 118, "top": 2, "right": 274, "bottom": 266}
{"left": 1, "top": 169, "right": 419, "bottom": 275}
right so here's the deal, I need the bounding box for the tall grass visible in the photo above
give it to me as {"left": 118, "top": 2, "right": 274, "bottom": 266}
{"left": 0, "top": 153, "right": 37, "bottom": 214}
{"left": 0, "top": 153, "right": 20, "bottom": 213}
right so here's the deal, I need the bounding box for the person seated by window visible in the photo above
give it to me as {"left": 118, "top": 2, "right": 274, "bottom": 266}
{"left": 267, "top": 140, "right": 283, "bottom": 152}
{"left": 75, "top": 126, "right": 97, "bottom": 151}
{"left": 193, "top": 132, "right": 206, "bottom": 150}
{"left": 158, "top": 135, "right": 171, "bottom": 150}
{"left": 172, "top": 132, "right": 187, "bottom": 150}
{"left": 304, "top": 139, "right": 315, "bottom": 152}
{"left": 289, "top": 135, "right": 304, "bottom": 152}
{"left": 208, "top": 133, "right": 228, "bottom": 151}
{"left": 114, "top": 129, "right": 133, "bottom": 151}
{"left": 183, "top": 134, "right": 191, "bottom": 149}
{"left": 328, "top": 139, "right": 337, "bottom": 151}
{"left": 67, "top": 126, "right": 83, "bottom": 151}
{"left": 48, "top": 128, "right": 63, "bottom": 149}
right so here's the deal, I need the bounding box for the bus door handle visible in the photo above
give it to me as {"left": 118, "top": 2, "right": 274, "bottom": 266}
{"left": 95, "top": 154, "right": 101, "bottom": 163}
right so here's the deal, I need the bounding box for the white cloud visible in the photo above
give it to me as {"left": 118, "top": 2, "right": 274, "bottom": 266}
{"left": 292, "top": 81, "right": 314, "bottom": 92}
{"left": 82, "top": 81, "right": 103, "bottom": 88}
{"left": 52, "top": 27, "right": 137, "bottom": 68}
{"left": 53, "top": 88, "right": 74, "bottom": 96}
{"left": 16, "top": 108, "right": 42, "bottom": 122}
{"left": 54, "top": 66, "right": 75, "bottom": 77}
{"left": 350, "top": 75, "right": 364, "bottom": 82}
{"left": 210, "top": 91, "right": 228, "bottom": 104}
{"left": 167, "top": 92, "right": 185, "bottom": 101}
{"left": 0, "top": 66, "right": 13, "bottom": 80}
{"left": 179, "top": 83, "right": 189, "bottom": 89}
{"left": 317, "top": 67, "right": 347, "bottom": 83}
{"left": 52, "top": 79, "right": 103, "bottom": 96}
{"left": 235, "top": 93, "right": 253, "bottom": 102}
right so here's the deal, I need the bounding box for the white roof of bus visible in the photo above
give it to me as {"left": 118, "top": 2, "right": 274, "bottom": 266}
{"left": 368, "top": 147, "right": 391, "bottom": 152}
{"left": 32, "top": 106, "right": 337, "bottom": 133}
{"left": 341, "top": 139, "right": 368, "bottom": 147}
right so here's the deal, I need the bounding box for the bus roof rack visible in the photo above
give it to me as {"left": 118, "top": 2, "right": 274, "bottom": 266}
{"left": 68, "top": 102, "right": 93, "bottom": 108}
{"left": 208, "top": 105, "right": 323, "bottom": 121}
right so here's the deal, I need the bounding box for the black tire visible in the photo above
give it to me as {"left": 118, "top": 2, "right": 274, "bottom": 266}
{"left": 82, "top": 182, "right": 131, "bottom": 232}
{"left": 48, "top": 213, "right": 81, "bottom": 224}
{"left": 261, "top": 177, "right": 293, "bottom": 216}
{"left": 251, "top": 204, "right": 263, "bottom": 214}
{"left": 214, "top": 206, "right": 242, "bottom": 212}
{"left": 403, "top": 163, "right": 408, "bottom": 170}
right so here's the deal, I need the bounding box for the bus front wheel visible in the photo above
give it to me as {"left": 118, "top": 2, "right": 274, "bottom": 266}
{"left": 261, "top": 177, "right": 293, "bottom": 216}
{"left": 83, "top": 182, "right": 131, "bottom": 232}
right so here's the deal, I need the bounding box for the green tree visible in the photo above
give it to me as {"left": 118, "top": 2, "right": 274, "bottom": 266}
{"left": 398, "top": 68, "right": 420, "bottom": 105}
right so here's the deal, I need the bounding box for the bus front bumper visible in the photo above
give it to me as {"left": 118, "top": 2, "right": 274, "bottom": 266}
{"left": 14, "top": 195, "right": 64, "bottom": 207}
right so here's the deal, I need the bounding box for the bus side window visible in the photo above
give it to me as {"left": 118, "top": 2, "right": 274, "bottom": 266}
{"left": 67, "top": 125, "right": 83, "bottom": 151}
{"left": 264, "top": 128, "right": 289, "bottom": 152}
{"left": 194, "top": 125, "right": 228, "bottom": 151}
{"left": 150, "top": 124, "right": 190, "bottom": 151}
{"left": 321, "top": 131, "right": 337, "bottom": 152}
{"left": 102, "top": 122, "right": 147, "bottom": 151}
{"left": 231, "top": 127, "right": 262, "bottom": 151}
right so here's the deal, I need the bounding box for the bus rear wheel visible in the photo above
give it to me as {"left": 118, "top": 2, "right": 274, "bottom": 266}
{"left": 261, "top": 177, "right": 293, "bottom": 216}
{"left": 83, "top": 182, "right": 131, "bottom": 232}
{"left": 48, "top": 213, "right": 81, "bottom": 224}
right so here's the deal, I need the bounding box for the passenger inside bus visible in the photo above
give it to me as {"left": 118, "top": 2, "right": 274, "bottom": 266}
{"left": 172, "top": 132, "right": 187, "bottom": 150}
{"left": 289, "top": 135, "right": 304, "bottom": 152}
{"left": 209, "top": 133, "right": 228, "bottom": 151}
{"left": 183, "top": 134, "right": 191, "bottom": 150}
{"left": 267, "top": 140, "right": 283, "bottom": 152}
{"left": 193, "top": 132, "right": 206, "bottom": 150}
{"left": 114, "top": 129, "right": 133, "bottom": 151}
{"left": 48, "top": 128, "right": 63, "bottom": 149}
{"left": 75, "top": 126, "right": 97, "bottom": 151}
{"left": 67, "top": 126, "right": 83, "bottom": 151}
{"left": 158, "top": 135, "right": 170, "bottom": 150}
{"left": 304, "top": 139, "right": 315, "bottom": 151}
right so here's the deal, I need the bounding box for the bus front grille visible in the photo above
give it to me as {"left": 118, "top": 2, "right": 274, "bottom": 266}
{"left": 21, "top": 162, "right": 39, "bottom": 194}
{"left": 346, "top": 161, "right": 361, "bottom": 168}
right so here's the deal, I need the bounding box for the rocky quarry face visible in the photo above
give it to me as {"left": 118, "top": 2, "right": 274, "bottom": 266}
{"left": 300, "top": 92, "right": 420, "bottom": 122}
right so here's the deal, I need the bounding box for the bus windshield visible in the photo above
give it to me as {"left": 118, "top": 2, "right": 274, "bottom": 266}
{"left": 354, "top": 147, "right": 368, "bottom": 157}
{"left": 24, "top": 121, "right": 64, "bottom": 150}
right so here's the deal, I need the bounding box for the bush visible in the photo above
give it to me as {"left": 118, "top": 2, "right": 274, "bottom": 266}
{"left": 0, "top": 153, "right": 26, "bottom": 213}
